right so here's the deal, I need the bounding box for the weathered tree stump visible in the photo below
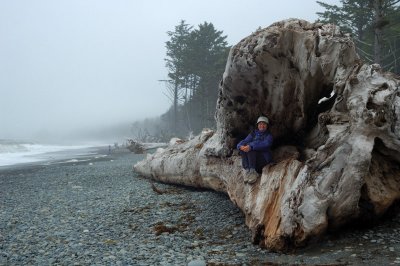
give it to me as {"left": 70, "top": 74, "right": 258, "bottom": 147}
{"left": 134, "top": 19, "right": 400, "bottom": 252}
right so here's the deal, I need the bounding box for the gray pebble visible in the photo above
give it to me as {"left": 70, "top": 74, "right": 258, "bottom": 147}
{"left": 1, "top": 150, "right": 400, "bottom": 265}
{"left": 187, "top": 259, "right": 206, "bottom": 266}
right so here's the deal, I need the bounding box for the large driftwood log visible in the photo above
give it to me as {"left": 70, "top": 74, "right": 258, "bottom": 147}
{"left": 134, "top": 19, "right": 400, "bottom": 251}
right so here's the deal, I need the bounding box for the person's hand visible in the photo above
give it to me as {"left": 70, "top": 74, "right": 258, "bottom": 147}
{"left": 240, "top": 145, "right": 251, "bottom": 152}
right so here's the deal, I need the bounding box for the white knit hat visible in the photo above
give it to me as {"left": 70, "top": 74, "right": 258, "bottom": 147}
{"left": 256, "top": 116, "right": 269, "bottom": 125}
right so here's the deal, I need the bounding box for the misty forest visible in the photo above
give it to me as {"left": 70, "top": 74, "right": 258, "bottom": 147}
{"left": 132, "top": 0, "right": 400, "bottom": 143}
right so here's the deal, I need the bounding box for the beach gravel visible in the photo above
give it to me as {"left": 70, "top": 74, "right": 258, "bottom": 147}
{"left": 1, "top": 148, "right": 400, "bottom": 265}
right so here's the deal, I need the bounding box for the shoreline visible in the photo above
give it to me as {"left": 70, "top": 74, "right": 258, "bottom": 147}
{"left": 0, "top": 145, "right": 121, "bottom": 171}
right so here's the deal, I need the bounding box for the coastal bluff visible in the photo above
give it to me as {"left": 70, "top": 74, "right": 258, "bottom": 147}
{"left": 134, "top": 19, "right": 400, "bottom": 251}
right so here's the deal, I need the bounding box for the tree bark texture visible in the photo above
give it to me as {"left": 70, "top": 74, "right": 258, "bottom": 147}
{"left": 373, "top": 0, "right": 384, "bottom": 65}
{"left": 134, "top": 19, "right": 400, "bottom": 252}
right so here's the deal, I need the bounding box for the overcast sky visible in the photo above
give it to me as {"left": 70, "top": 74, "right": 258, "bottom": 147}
{"left": 0, "top": 0, "right": 340, "bottom": 142}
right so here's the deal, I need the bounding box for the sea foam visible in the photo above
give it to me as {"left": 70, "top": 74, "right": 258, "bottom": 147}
{"left": 0, "top": 139, "right": 98, "bottom": 167}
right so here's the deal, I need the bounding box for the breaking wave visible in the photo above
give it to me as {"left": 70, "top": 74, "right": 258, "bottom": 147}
{"left": 0, "top": 139, "right": 98, "bottom": 167}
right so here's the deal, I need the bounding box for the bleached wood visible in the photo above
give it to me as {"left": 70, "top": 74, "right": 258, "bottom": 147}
{"left": 134, "top": 19, "right": 400, "bottom": 251}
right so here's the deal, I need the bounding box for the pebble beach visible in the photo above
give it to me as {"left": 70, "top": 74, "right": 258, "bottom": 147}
{"left": 1, "top": 148, "right": 400, "bottom": 265}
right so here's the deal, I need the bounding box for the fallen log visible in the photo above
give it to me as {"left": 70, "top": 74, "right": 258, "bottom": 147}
{"left": 126, "top": 139, "right": 167, "bottom": 154}
{"left": 134, "top": 19, "right": 400, "bottom": 251}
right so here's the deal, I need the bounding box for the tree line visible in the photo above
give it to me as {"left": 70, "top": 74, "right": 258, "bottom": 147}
{"left": 132, "top": 1, "right": 400, "bottom": 142}
{"left": 129, "top": 20, "right": 229, "bottom": 142}
{"left": 160, "top": 20, "right": 230, "bottom": 138}
{"left": 317, "top": 0, "right": 400, "bottom": 73}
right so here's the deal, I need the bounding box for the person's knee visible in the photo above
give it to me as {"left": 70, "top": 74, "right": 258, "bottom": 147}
{"left": 247, "top": 150, "right": 258, "bottom": 159}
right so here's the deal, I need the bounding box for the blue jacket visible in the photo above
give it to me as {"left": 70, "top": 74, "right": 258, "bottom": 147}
{"left": 237, "top": 130, "right": 273, "bottom": 163}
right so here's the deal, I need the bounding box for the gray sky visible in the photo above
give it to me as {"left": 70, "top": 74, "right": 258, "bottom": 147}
{"left": 0, "top": 0, "right": 340, "bottom": 142}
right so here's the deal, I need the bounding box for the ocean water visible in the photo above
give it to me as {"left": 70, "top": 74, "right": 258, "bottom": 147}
{"left": 0, "top": 139, "right": 104, "bottom": 167}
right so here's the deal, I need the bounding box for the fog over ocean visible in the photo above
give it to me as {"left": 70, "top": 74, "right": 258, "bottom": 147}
{"left": 0, "top": 1, "right": 341, "bottom": 143}
{"left": 0, "top": 0, "right": 341, "bottom": 166}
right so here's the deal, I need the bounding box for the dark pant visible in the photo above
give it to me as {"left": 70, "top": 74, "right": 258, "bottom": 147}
{"left": 240, "top": 150, "right": 268, "bottom": 173}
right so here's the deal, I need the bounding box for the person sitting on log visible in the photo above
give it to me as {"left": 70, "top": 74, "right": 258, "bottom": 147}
{"left": 237, "top": 116, "right": 273, "bottom": 184}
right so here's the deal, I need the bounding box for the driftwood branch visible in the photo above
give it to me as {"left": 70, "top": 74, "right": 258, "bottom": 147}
{"left": 134, "top": 19, "right": 400, "bottom": 251}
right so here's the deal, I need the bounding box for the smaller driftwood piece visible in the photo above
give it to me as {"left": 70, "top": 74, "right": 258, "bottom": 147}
{"left": 127, "top": 139, "right": 167, "bottom": 154}
{"left": 134, "top": 19, "right": 400, "bottom": 251}
{"left": 126, "top": 139, "right": 145, "bottom": 154}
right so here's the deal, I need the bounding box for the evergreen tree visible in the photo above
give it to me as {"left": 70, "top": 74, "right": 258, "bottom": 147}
{"left": 317, "top": 1, "right": 373, "bottom": 39}
{"left": 317, "top": 0, "right": 400, "bottom": 73}
{"left": 163, "top": 21, "right": 229, "bottom": 136}
{"left": 164, "top": 20, "right": 192, "bottom": 133}
{"left": 373, "top": 0, "right": 400, "bottom": 71}
{"left": 186, "top": 22, "right": 229, "bottom": 131}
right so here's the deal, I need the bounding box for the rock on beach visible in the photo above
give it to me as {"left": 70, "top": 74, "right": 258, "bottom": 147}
{"left": 0, "top": 148, "right": 399, "bottom": 265}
